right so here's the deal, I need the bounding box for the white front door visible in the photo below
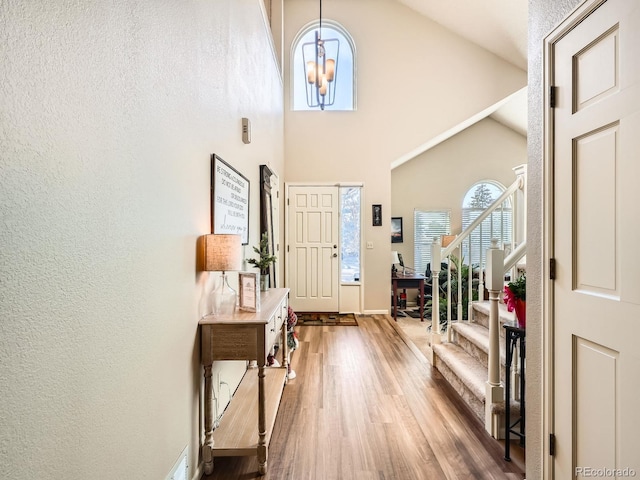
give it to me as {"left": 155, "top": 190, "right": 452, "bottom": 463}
{"left": 552, "top": 0, "right": 640, "bottom": 477}
{"left": 286, "top": 185, "right": 340, "bottom": 312}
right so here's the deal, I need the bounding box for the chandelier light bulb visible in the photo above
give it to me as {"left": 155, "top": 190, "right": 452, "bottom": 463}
{"left": 306, "top": 61, "right": 317, "bottom": 84}
{"left": 325, "top": 59, "right": 335, "bottom": 82}
{"left": 319, "top": 76, "right": 328, "bottom": 96}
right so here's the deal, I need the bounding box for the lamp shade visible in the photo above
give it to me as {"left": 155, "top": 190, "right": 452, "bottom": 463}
{"left": 441, "top": 235, "right": 457, "bottom": 248}
{"left": 391, "top": 251, "right": 400, "bottom": 264}
{"left": 203, "top": 234, "right": 242, "bottom": 272}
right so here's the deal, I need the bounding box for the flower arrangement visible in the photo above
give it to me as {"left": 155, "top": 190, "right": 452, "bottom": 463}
{"left": 247, "top": 232, "right": 277, "bottom": 275}
{"left": 504, "top": 274, "right": 526, "bottom": 327}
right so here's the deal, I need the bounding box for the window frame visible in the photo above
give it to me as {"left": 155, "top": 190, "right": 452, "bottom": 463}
{"left": 290, "top": 19, "right": 357, "bottom": 111}
{"left": 413, "top": 209, "right": 451, "bottom": 275}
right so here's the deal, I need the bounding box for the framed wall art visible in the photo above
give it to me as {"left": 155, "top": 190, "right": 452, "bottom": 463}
{"left": 211, "top": 154, "right": 250, "bottom": 245}
{"left": 391, "top": 217, "right": 403, "bottom": 243}
{"left": 372, "top": 204, "right": 382, "bottom": 226}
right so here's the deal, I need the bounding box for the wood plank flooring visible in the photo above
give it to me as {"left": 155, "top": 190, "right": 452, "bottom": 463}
{"left": 202, "top": 314, "right": 525, "bottom": 480}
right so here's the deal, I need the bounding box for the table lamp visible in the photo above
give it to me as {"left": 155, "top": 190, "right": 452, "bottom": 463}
{"left": 392, "top": 250, "right": 400, "bottom": 276}
{"left": 203, "top": 234, "right": 242, "bottom": 315}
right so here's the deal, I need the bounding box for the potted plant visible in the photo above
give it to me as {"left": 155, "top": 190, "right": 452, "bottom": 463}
{"left": 247, "top": 232, "right": 277, "bottom": 291}
{"left": 503, "top": 274, "right": 526, "bottom": 328}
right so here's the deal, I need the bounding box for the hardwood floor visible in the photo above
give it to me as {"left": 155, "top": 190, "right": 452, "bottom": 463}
{"left": 202, "top": 314, "right": 525, "bottom": 480}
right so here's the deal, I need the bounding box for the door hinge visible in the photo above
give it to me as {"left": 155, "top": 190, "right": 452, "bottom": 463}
{"left": 287, "top": 245, "right": 289, "bottom": 253}
{"left": 550, "top": 258, "right": 556, "bottom": 280}
{"left": 549, "top": 433, "right": 556, "bottom": 456}
{"left": 549, "top": 86, "right": 556, "bottom": 108}
{"left": 287, "top": 198, "right": 289, "bottom": 206}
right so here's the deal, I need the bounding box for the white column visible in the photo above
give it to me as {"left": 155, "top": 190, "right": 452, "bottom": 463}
{"left": 484, "top": 239, "right": 504, "bottom": 437}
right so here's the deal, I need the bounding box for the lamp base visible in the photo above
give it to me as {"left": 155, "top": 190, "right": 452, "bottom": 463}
{"left": 211, "top": 272, "right": 237, "bottom": 315}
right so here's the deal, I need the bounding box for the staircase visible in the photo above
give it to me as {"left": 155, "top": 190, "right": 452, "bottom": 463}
{"left": 432, "top": 301, "right": 522, "bottom": 433}
{"left": 427, "top": 165, "right": 527, "bottom": 438}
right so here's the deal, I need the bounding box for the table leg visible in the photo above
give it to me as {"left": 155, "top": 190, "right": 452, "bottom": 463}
{"left": 258, "top": 364, "right": 267, "bottom": 474}
{"left": 419, "top": 279, "right": 424, "bottom": 321}
{"left": 520, "top": 336, "right": 526, "bottom": 447}
{"left": 203, "top": 364, "right": 215, "bottom": 474}
{"left": 393, "top": 281, "right": 398, "bottom": 321}
{"left": 281, "top": 320, "right": 289, "bottom": 382}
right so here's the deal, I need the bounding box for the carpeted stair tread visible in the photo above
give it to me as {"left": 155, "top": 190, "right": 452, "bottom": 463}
{"left": 432, "top": 342, "right": 486, "bottom": 402}
{"left": 472, "top": 301, "right": 515, "bottom": 324}
{"left": 452, "top": 322, "right": 507, "bottom": 366}
{"left": 491, "top": 399, "right": 522, "bottom": 417}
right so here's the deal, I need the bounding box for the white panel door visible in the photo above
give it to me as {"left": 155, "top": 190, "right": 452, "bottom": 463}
{"left": 552, "top": 0, "right": 640, "bottom": 477}
{"left": 287, "top": 186, "right": 340, "bottom": 312}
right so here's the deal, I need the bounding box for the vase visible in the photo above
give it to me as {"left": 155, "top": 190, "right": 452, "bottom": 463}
{"left": 260, "top": 274, "right": 269, "bottom": 292}
{"left": 514, "top": 299, "right": 526, "bottom": 328}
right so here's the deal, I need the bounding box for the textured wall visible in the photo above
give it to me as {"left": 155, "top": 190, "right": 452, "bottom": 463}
{"left": 392, "top": 118, "right": 526, "bottom": 270}
{"left": 283, "top": 0, "right": 527, "bottom": 313}
{"left": 527, "top": 0, "right": 583, "bottom": 478}
{"left": 0, "top": 1, "right": 283, "bottom": 478}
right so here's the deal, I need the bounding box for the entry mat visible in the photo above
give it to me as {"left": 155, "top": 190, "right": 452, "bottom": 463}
{"left": 296, "top": 312, "right": 359, "bottom": 326}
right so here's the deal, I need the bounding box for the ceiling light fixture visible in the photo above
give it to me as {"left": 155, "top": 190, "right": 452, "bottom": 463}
{"left": 302, "top": 0, "right": 339, "bottom": 110}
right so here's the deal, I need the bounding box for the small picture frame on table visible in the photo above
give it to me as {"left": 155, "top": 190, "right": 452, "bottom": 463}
{"left": 238, "top": 272, "right": 260, "bottom": 312}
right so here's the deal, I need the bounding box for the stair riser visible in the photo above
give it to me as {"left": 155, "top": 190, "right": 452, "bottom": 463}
{"left": 433, "top": 354, "right": 484, "bottom": 421}
{"left": 453, "top": 332, "right": 508, "bottom": 382}
{"left": 472, "top": 311, "right": 508, "bottom": 338}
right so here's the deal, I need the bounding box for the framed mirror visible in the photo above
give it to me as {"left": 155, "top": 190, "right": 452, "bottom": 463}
{"left": 260, "top": 165, "right": 276, "bottom": 288}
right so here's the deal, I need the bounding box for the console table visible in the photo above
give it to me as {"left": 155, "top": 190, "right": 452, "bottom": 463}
{"left": 504, "top": 321, "right": 525, "bottom": 462}
{"left": 199, "top": 287, "right": 289, "bottom": 475}
{"left": 391, "top": 272, "right": 425, "bottom": 321}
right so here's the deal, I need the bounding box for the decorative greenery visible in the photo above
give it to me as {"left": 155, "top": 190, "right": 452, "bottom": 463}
{"left": 505, "top": 274, "right": 526, "bottom": 301}
{"left": 503, "top": 274, "right": 526, "bottom": 314}
{"left": 247, "top": 232, "right": 277, "bottom": 275}
{"left": 425, "top": 255, "right": 480, "bottom": 331}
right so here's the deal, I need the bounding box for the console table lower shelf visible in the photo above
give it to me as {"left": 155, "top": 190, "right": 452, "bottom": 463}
{"left": 210, "top": 367, "right": 287, "bottom": 459}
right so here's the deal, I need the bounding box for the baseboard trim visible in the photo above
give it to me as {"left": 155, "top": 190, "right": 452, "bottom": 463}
{"left": 192, "top": 462, "right": 204, "bottom": 480}
{"left": 363, "top": 309, "right": 388, "bottom": 315}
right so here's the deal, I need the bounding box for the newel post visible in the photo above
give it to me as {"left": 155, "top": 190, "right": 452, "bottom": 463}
{"left": 484, "top": 239, "right": 505, "bottom": 437}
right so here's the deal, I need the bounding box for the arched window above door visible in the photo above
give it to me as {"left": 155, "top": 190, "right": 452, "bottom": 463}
{"left": 291, "top": 21, "right": 356, "bottom": 111}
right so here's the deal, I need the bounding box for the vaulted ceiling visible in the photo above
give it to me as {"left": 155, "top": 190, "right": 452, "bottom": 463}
{"left": 396, "top": 0, "right": 528, "bottom": 70}
{"left": 396, "top": 0, "right": 528, "bottom": 139}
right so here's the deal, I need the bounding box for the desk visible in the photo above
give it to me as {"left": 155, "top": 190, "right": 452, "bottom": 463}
{"left": 391, "top": 273, "right": 426, "bottom": 321}
{"left": 504, "top": 322, "right": 525, "bottom": 462}
{"left": 199, "top": 288, "right": 289, "bottom": 475}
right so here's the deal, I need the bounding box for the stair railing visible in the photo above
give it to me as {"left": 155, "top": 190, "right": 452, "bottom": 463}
{"left": 430, "top": 166, "right": 526, "bottom": 343}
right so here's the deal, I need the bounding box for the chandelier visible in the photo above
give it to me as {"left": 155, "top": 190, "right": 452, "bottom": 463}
{"left": 302, "top": 0, "right": 339, "bottom": 110}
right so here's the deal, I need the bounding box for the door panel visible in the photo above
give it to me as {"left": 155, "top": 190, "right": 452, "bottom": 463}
{"left": 287, "top": 186, "right": 339, "bottom": 312}
{"left": 552, "top": 0, "right": 640, "bottom": 477}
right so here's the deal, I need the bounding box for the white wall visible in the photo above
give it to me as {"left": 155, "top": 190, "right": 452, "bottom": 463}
{"left": 283, "top": 0, "right": 527, "bottom": 313}
{"left": 0, "top": 1, "right": 283, "bottom": 478}
{"left": 392, "top": 118, "right": 527, "bottom": 270}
